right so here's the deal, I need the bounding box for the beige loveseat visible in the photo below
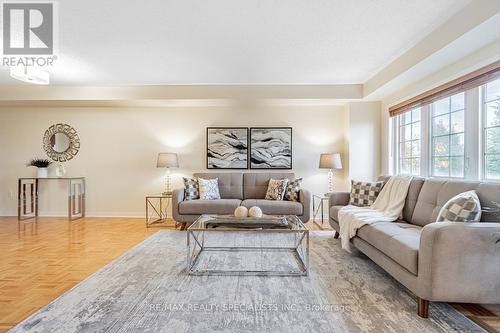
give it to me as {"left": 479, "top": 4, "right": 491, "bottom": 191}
{"left": 173, "top": 172, "right": 311, "bottom": 228}
{"left": 329, "top": 176, "right": 500, "bottom": 318}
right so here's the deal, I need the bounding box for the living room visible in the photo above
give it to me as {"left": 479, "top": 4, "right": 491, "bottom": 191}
{"left": 0, "top": 0, "right": 499, "bottom": 332}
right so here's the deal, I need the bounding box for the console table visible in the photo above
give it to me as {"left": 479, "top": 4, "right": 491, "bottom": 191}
{"left": 18, "top": 177, "right": 86, "bottom": 221}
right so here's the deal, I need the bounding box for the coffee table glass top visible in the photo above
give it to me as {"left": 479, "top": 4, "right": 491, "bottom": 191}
{"left": 187, "top": 214, "right": 309, "bottom": 276}
{"left": 188, "top": 214, "right": 307, "bottom": 231}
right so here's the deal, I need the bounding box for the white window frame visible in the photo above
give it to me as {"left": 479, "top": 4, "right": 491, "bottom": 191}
{"left": 481, "top": 83, "right": 500, "bottom": 182}
{"left": 392, "top": 88, "right": 481, "bottom": 180}
{"left": 429, "top": 92, "right": 466, "bottom": 179}
{"left": 396, "top": 108, "right": 422, "bottom": 175}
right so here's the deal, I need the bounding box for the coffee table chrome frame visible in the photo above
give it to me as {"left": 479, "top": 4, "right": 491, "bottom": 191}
{"left": 187, "top": 217, "right": 309, "bottom": 277}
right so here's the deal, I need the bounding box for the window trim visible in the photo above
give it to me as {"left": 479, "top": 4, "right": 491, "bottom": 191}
{"left": 391, "top": 77, "right": 500, "bottom": 182}
{"left": 481, "top": 84, "right": 500, "bottom": 181}
{"left": 429, "top": 93, "right": 466, "bottom": 179}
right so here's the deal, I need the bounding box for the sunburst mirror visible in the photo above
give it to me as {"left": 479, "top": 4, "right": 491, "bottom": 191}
{"left": 43, "top": 124, "right": 81, "bottom": 162}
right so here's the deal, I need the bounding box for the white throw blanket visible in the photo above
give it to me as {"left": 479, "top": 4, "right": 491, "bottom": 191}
{"left": 338, "top": 175, "right": 413, "bottom": 252}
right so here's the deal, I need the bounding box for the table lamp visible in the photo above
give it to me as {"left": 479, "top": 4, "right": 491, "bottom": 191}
{"left": 319, "top": 153, "right": 342, "bottom": 193}
{"left": 157, "top": 153, "right": 179, "bottom": 195}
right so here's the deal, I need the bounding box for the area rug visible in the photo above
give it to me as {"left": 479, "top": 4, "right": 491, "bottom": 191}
{"left": 10, "top": 231, "right": 484, "bottom": 333}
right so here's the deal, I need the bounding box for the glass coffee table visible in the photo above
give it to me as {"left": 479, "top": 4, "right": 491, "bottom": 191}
{"left": 187, "top": 215, "right": 309, "bottom": 276}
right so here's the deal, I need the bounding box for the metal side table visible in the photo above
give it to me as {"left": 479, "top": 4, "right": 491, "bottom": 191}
{"left": 18, "top": 177, "right": 86, "bottom": 221}
{"left": 145, "top": 193, "right": 175, "bottom": 228}
{"left": 312, "top": 194, "right": 329, "bottom": 229}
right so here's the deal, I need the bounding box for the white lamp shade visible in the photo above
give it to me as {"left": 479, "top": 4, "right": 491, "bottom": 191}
{"left": 319, "top": 153, "right": 342, "bottom": 169}
{"left": 157, "top": 153, "right": 179, "bottom": 168}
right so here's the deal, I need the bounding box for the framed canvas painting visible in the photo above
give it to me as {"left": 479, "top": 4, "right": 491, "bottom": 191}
{"left": 207, "top": 127, "right": 248, "bottom": 169}
{"left": 250, "top": 127, "right": 292, "bottom": 169}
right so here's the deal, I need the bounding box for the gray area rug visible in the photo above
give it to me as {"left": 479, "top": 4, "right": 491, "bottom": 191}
{"left": 10, "top": 231, "right": 484, "bottom": 333}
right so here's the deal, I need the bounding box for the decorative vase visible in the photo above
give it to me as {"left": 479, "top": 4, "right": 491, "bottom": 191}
{"left": 55, "top": 164, "right": 66, "bottom": 178}
{"left": 37, "top": 167, "right": 48, "bottom": 178}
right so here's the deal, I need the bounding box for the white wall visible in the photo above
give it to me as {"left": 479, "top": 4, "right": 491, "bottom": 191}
{"left": 0, "top": 103, "right": 350, "bottom": 216}
{"left": 346, "top": 102, "right": 382, "bottom": 181}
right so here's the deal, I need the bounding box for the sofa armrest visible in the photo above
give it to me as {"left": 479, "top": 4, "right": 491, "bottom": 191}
{"left": 418, "top": 222, "right": 500, "bottom": 303}
{"left": 299, "top": 189, "right": 311, "bottom": 222}
{"left": 172, "top": 188, "right": 185, "bottom": 222}
{"left": 328, "top": 192, "right": 350, "bottom": 208}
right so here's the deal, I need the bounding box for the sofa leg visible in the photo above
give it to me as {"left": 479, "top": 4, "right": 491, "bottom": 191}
{"left": 417, "top": 297, "right": 429, "bottom": 318}
{"left": 333, "top": 231, "right": 340, "bottom": 239}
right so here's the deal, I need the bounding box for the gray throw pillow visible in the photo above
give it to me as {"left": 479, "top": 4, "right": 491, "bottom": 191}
{"left": 285, "top": 178, "right": 302, "bottom": 202}
{"left": 265, "top": 178, "right": 289, "bottom": 201}
{"left": 183, "top": 177, "right": 199, "bottom": 200}
{"left": 349, "top": 180, "right": 384, "bottom": 207}
{"left": 436, "top": 190, "right": 481, "bottom": 222}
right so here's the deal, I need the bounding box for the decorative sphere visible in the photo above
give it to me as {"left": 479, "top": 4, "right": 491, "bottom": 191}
{"left": 234, "top": 206, "right": 248, "bottom": 218}
{"left": 249, "top": 206, "right": 263, "bottom": 218}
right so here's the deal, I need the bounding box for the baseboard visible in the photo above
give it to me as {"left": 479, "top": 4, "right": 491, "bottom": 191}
{"left": 0, "top": 211, "right": 145, "bottom": 218}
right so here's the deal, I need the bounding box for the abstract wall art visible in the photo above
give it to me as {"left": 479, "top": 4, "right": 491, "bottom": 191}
{"left": 250, "top": 127, "right": 292, "bottom": 169}
{"left": 207, "top": 127, "right": 248, "bottom": 169}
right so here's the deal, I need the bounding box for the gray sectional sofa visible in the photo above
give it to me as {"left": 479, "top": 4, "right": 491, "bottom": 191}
{"left": 328, "top": 176, "right": 500, "bottom": 318}
{"left": 173, "top": 172, "right": 311, "bottom": 228}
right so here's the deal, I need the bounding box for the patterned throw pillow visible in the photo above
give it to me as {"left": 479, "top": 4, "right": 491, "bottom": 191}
{"left": 265, "top": 178, "right": 289, "bottom": 201}
{"left": 436, "top": 190, "right": 481, "bottom": 222}
{"left": 349, "top": 180, "right": 384, "bottom": 207}
{"left": 183, "top": 177, "right": 199, "bottom": 200}
{"left": 284, "top": 178, "right": 302, "bottom": 202}
{"left": 198, "top": 178, "right": 221, "bottom": 200}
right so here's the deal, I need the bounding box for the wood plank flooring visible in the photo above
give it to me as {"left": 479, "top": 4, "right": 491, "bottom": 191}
{"left": 0, "top": 216, "right": 497, "bottom": 332}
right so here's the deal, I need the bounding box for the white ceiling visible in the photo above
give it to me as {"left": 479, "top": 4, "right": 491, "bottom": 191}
{"left": 0, "top": 0, "right": 473, "bottom": 85}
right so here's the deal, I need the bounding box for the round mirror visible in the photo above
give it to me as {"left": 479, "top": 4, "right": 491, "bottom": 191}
{"left": 51, "top": 132, "right": 70, "bottom": 153}
{"left": 43, "top": 124, "right": 80, "bottom": 162}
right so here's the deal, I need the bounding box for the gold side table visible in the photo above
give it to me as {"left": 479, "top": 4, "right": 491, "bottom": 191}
{"left": 145, "top": 193, "right": 175, "bottom": 228}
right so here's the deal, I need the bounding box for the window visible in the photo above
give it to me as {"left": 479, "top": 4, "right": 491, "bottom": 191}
{"left": 430, "top": 93, "right": 465, "bottom": 177}
{"left": 483, "top": 78, "right": 500, "bottom": 180}
{"left": 398, "top": 108, "right": 421, "bottom": 175}
{"left": 391, "top": 62, "right": 500, "bottom": 181}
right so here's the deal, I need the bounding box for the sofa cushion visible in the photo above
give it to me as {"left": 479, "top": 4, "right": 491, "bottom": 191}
{"left": 178, "top": 199, "right": 241, "bottom": 215}
{"left": 411, "top": 179, "right": 480, "bottom": 226}
{"left": 193, "top": 173, "right": 243, "bottom": 199}
{"left": 357, "top": 222, "right": 421, "bottom": 275}
{"left": 243, "top": 173, "right": 295, "bottom": 199}
{"left": 241, "top": 199, "right": 303, "bottom": 215}
{"left": 330, "top": 205, "right": 344, "bottom": 223}
{"left": 402, "top": 177, "right": 425, "bottom": 222}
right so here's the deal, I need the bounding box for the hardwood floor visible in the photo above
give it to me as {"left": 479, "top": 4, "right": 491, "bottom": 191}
{"left": 0, "top": 216, "right": 497, "bottom": 332}
{"left": 0, "top": 217, "right": 167, "bottom": 332}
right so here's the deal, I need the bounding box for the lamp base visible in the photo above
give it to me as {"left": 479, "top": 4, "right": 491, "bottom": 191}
{"left": 328, "top": 169, "right": 334, "bottom": 193}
